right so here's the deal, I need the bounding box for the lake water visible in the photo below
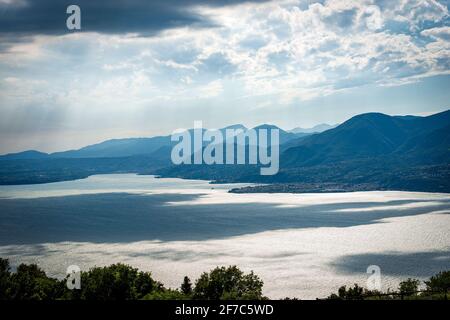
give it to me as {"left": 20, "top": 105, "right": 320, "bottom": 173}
{"left": 0, "top": 174, "right": 449, "bottom": 299}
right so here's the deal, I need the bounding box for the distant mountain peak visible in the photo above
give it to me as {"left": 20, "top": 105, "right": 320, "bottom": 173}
{"left": 0, "top": 150, "right": 49, "bottom": 160}
{"left": 289, "top": 123, "right": 336, "bottom": 134}
{"left": 253, "top": 124, "right": 283, "bottom": 131}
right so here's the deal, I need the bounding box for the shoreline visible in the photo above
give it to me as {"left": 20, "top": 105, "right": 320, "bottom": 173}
{"left": 1, "top": 171, "right": 450, "bottom": 195}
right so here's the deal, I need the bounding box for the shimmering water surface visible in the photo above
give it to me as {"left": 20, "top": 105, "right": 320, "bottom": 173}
{"left": 0, "top": 174, "right": 449, "bottom": 299}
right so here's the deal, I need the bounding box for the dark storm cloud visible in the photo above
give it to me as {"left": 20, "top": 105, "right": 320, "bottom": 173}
{"left": 0, "top": 0, "right": 268, "bottom": 36}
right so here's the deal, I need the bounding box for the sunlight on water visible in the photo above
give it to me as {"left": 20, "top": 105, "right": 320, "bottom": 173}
{"left": 0, "top": 174, "right": 449, "bottom": 299}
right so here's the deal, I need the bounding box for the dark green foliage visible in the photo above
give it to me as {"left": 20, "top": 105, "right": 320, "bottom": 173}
{"left": 8, "top": 262, "right": 65, "bottom": 300}
{"left": 181, "top": 276, "right": 192, "bottom": 295}
{"left": 399, "top": 278, "right": 420, "bottom": 296}
{"left": 330, "top": 284, "right": 365, "bottom": 300}
{"left": 143, "top": 289, "right": 188, "bottom": 300}
{"left": 193, "top": 266, "right": 264, "bottom": 300}
{"left": 0, "top": 258, "right": 12, "bottom": 299}
{"left": 135, "top": 270, "right": 163, "bottom": 298}
{"left": 1, "top": 257, "right": 449, "bottom": 300}
{"left": 425, "top": 271, "right": 450, "bottom": 293}
{"left": 73, "top": 263, "right": 161, "bottom": 300}
{"left": 327, "top": 272, "right": 450, "bottom": 300}
{"left": 0, "top": 259, "right": 263, "bottom": 301}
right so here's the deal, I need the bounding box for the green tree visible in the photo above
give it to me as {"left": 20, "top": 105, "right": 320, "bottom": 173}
{"left": 76, "top": 263, "right": 160, "bottom": 300}
{"left": 181, "top": 276, "right": 192, "bottom": 295}
{"left": 143, "top": 289, "right": 188, "bottom": 300}
{"left": 9, "top": 263, "right": 65, "bottom": 300}
{"left": 398, "top": 278, "right": 420, "bottom": 296}
{"left": 330, "top": 284, "right": 364, "bottom": 300}
{"left": 193, "top": 266, "right": 264, "bottom": 300}
{"left": 0, "top": 258, "right": 12, "bottom": 300}
{"left": 425, "top": 271, "right": 450, "bottom": 293}
{"left": 135, "top": 271, "right": 162, "bottom": 299}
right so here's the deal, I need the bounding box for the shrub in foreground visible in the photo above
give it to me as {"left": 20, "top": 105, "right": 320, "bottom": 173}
{"left": 1, "top": 257, "right": 449, "bottom": 300}
{"left": 193, "top": 266, "right": 264, "bottom": 300}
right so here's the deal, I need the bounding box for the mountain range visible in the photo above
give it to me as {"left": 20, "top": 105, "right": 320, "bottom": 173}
{"left": 1, "top": 110, "right": 449, "bottom": 192}
{"left": 0, "top": 124, "right": 311, "bottom": 160}
{"left": 288, "top": 123, "right": 336, "bottom": 134}
{"left": 283, "top": 111, "right": 450, "bottom": 167}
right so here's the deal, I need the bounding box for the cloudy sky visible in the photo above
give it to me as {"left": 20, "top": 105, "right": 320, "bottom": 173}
{"left": 0, "top": 0, "right": 449, "bottom": 153}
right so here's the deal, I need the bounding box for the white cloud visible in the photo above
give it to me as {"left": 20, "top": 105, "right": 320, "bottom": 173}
{"left": 0, "top": 0, "right": 449, "bottom": 152}
{"left": 421, "top": 25, "right": 450, "bottom": 39}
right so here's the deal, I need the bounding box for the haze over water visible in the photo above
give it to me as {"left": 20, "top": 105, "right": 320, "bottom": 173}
{"left": 0, "top": 174, "right": 449, "bottom": 299}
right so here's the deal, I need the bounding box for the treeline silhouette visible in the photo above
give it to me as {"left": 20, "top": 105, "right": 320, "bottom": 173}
{"left": 0, "top": 258, "right": 449, "bottom": 300}
{"left": 0, "top": 258, "right": 263, "bottom": 300}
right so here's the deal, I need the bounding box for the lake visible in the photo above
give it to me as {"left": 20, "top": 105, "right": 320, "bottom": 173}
{"left": 0, "top": 174, "right": 449, "bottom": 299}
